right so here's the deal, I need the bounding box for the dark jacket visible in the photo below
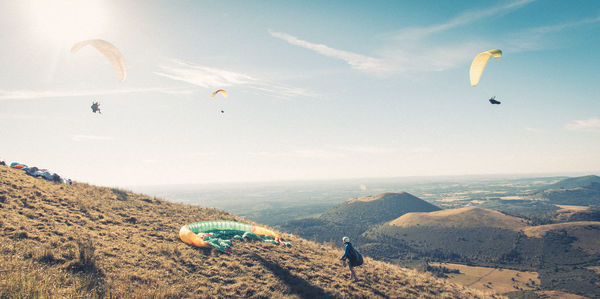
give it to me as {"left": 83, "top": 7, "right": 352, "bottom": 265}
{"left": 341, "top": 242, "right": 357, "bottom": 264}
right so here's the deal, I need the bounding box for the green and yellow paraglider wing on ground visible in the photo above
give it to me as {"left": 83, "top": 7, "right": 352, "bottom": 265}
{"left": 179, "top": 221, "right": 290, "bottom": 253}
{"left": 469, "top": 49, "right": 502, "bottom": 87}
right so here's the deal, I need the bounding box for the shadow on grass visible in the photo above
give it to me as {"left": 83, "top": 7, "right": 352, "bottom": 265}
{"left": 251, "top": 253, "right": 336, "bottom": 299}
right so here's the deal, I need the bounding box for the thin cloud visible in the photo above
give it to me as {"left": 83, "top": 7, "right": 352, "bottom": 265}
{"left": 272, "top": 28, "right": 489, "bottom": 74}
{"left": 268, "top": 1, "right": 535, "bottom": 75}
{"left": 507, "top": 15, "right": 600, "bottom": 52}
{"left": 155, "top": 60, "right": 256, "bottom": 88}
{"left": 269, "top": 30, "right": 389, "bottom": 74}
{"left": 524, "top": 127, "right": 544, "bottom": 133}
{"left": 409, "top": 147, "right": 435, "bottom": 154}
{"left": 72, "top": 134, "right": 114, "bottom": 142}
{"left": 0, "top": 87, "right": 192, "bottom": 101}
{"left": 566, "top": 118, "right": 600, "bottom": 132}
{"left": 531, "top": 15, "right": 600, "bottom": 34}
{"left": 335, "top": 146, "right": 398, "bottom": 154}
{"left": 291, "top": 149, "right": 344, "bottom": 159}
{"left": 391, "top": 0, "right": 535, "bottom": 40}
{"left": 155, "top": 59, "right": 318, "bottom": 99}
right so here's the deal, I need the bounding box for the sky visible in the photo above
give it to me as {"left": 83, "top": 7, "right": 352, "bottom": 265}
{"left": 0, "top": 0, "right": 599, "bottom": 187}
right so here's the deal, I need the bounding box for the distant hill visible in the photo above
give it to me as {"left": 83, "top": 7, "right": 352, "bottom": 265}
{"left": 360, "top": 208, "right": 600, "bottom": 298}
{"left": 321, "top": 192, "right": 441, "bottom": 227}
{"left": 279, "top": 192, "right": 440, "bottom": 243}
{"left": 553, "top": 205, "right": 600, "bottom": 222}
{"left": 539, "top": 175, "right": 600, "bottom": 190}
{"left": 0, "top": 166, "right": 493, "bottom": 298}
{"left": 538, "top": 183, "right": 600, "bottom": 206}
{"left": 389, "top": 207, "right": 528, "bottom": 230}
{"left": 522, "top": 221, "right": 600, "bottom": 249}
{"left": 532, "top": 175, "right": 600, "bottom": 206}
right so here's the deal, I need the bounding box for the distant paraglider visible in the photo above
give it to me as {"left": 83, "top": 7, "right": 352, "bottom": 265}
{"left": 489, "top": 96, "right": 501, "bottom": 105}
{"left": 211, "top": 90, "right": 227, "bottom": 114}
{"left": 211, "top": 89, "right": 227, "bottom": 99}
{"left": 91, "top": 101, "right": 101, "bottom": 114}
{"left": 470, "top": 49, "right": 502, "bottom": 87}
{"left": 71, "top": 39, "right": 127, "bottom": 82}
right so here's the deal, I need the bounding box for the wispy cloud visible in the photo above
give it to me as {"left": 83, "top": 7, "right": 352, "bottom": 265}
{"left": 268, "top": 1, "right": 536, "bottom": 75}
{"left": 72, "top": 134, "right": 114, "bottom": 142}
{"left": 335, "top": 146, "right": 398, "bottom": 154}
{"left": 155, "top": 59, "right": 318, "bottom": 99}
{"left": 507, "top": 15, "right": 600, "bottom": 52}
{"left": 409, "top": 147, "right": 435, "bottom": 154}
{"left": 531, "top": 15, "right": 600, "bottom": 34}
{"left": 524, "top": 127, "right": 544, "bottom": 133}
{"left": 292, "top": 149, "right": 344, "bottom": 159}
{"left": 271, "top": 29, "right": 488, "bottom": 74}
{"left": 251, "top": 145, "right": 433, "bottom": 160}
{"left": 0, "top": 87, "right": 192, "bottom": 101}
{"left": 269, "top": 30, "right": 389, "bottom": 74}
{"left": 155, "top": 61, "right": 256, "bottom": 88}
{"left": 566, "top": 118, "right": 600, "bottom": 132}
{"left": 391, "top": 0, "right": 535, "bottom": 40}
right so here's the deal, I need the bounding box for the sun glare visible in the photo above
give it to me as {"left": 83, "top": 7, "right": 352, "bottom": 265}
{"left": 27, "top": 0, "right": 108, "bottom": 46}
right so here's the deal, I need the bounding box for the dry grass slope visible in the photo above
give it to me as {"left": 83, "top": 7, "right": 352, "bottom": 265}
{"left": 0, "top": 166, "right": 501, "bottom": 298}
{"left": 389, "top": 207, "right": 528, "bottom": 230}
{"left": 521, "top": 221, "right": 600, "bottom": 254}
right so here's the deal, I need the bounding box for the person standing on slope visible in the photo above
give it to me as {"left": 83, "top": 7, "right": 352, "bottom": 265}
{"left": 340, "top": 236, "right": 359, "bottom": 281}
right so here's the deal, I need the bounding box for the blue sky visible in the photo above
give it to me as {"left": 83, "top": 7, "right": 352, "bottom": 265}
{"left": 0, "top": 0, "right": 599, "bottom": 186}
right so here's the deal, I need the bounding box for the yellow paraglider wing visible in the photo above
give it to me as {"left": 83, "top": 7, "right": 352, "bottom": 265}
{"left": 469, "top": 49, "right": 502, "bottom": 87}
{"left": 211, "top": 89, "right": 227, "bottom": 98}
{"left": 71, "top": 39, "right": 127, "bottom": 82}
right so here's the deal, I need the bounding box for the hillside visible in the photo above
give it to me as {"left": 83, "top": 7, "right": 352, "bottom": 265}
{"left": 553, "top": 205, "right": 600, "bottom": 222}
{"left": 389, "top": 207, "right": 528, "bottom": 230}
{"left": 535, "top": 175, "right": 600, "bottom": 206}
{"left": 0, "top": 166, "right": 495, "bottom": 298}
{"left": 324, "top": 192, "right": 441, "bottom": 226}
{"left": 539, "top": 175, "right": 600, "bottom": 190}
{"left": 538, "top": 183, "right": 600, "bottom": 206}
{"left": 521, "top": 221, "right": 600, "bottom": 252}
{"left": 279, "top": 192, "right": 440, "bottom": 243}
{"left": 362, "top": 211, "right": 600, "bottom": 297}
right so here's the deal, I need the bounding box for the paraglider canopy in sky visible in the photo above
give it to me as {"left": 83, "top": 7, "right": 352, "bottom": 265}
{"left": 469, "top": 49, "right": 502, "bottom": 87}
{"left": 71, "top": 39, "right": 127, "bottom": 82}
{"left": 211, "top": 89, "right": 228, "bottom": 99}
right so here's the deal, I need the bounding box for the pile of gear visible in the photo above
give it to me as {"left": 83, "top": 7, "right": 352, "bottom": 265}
{"left": 8, "top": 162, "right": 72, "bottom": 184}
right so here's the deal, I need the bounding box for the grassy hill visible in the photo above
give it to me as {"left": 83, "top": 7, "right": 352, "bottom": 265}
{"left": 361, "top": 208, "right": 600, "bottom": 297}
{"left": 389, "top": 207, "right": 528, "bottom": 230}
{"left": 534, "top": 175, "right": 600, "bottom": 206}
{"left": 0, "top": 166, "right": 495, "bottom": 298}
{"left": 539, "top": 175, "right": 600, "bottom": 190}
{"left": 279, "top": 192, "right": 441, "bottom": 244}
{"left": 324, "top": 192, "right": 441, "bottom": 226}
{"left": 538, "top": 183, "right": 600, "bottom": 206}
{"left": 552, "top": 205, "right": 600, "bottom": 222}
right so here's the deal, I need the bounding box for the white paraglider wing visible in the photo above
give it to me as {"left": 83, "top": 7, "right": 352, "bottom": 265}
{"left": 469, "top": 49, "right": 501, "bottom": 87}
{"left": 71, "top": 39, "right": 127, "bottom": 82}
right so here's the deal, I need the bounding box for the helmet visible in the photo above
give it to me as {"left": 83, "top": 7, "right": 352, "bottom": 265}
{"left": 342, "top": 236, "right": 350, "bottom": 243}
